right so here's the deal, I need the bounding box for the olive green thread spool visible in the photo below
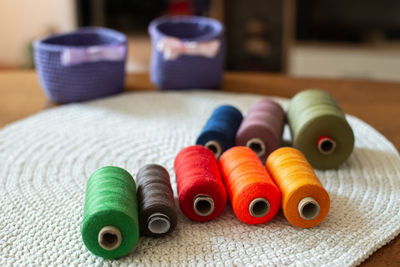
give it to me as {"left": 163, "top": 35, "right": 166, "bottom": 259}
{"left": 82, "top": 166, "right": 139, "bottom": 259}
{"left": 287, "top": 90, "right": 354, "bottom": 169}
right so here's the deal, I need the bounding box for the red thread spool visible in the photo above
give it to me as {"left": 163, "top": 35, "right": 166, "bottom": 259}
{"left": 218, "top": 146, "right": 281, "bottom": 224}
{"left": 174, "top": 145, "right": 227, "bottom": 222}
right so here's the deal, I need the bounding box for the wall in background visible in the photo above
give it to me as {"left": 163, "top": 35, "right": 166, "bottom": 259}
{"left": 289, "top": 44, "right": 400, "bottom": 82}
{"left": 0, "top": 0, "right": 76, "bottom": 67}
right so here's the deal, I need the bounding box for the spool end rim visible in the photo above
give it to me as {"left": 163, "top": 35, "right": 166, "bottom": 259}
{"left": 249, "top": 197, "right": 270, "bottom": 217}
{"left": 98, "top": 226, "right": 122, "bottom": 251}
{"left": 246, "top": 138, "right": 266, "bottom": 157}
{"left": 205, "top": 140, "right": 222, "bottom": 158}
{"left": 147, "top": 213, "right": 171, "bottom": 234}
{"left": 317, "top": 136, "right": 336, "bottom": 155}
{"left": 193, "top": 195, "right": 215, "bottom": 216}
{"left": 298, "top": 197, "right": 320, "bottom": 220}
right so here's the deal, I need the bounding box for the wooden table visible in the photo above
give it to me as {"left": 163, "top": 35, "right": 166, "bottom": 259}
{"left": 1, "top": 70, "right": 399, "bottom": 266}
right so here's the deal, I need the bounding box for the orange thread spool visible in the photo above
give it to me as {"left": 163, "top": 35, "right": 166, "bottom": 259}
{"left": 266, "top": 147, "right": 330, "bottom": 228}
{"left": 219, "top": 146, "right": 281, "bottom": 224}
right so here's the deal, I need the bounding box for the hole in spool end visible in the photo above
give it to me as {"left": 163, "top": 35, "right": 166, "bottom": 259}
{"left": 246, "top": 138, "right": 266, "bottom": 157}
{"left": 317, "top": 136, "right": 336, "bottom": 155}
{"left": 193, "top": 195, "right": 215, "bottom": 216}
{"left": 148, "top": 213, "right": 171, "bottom": 234}
{"left": 98, "top": 226, "right": 122, "bottom": 251}
{"left": 249, "top": 198, "right": 270, "bottom": 217}
{"left": 298, "top": 197, "right": 320, "bottom": 220}
{"left": 205, "top": 140, "right": 222, "bottom": 158}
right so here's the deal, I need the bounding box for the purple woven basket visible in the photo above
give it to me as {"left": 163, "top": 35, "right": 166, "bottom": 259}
{"left": 149, "top": 16, "right": 225, "bottom": 90}
{"left": 34, "top": 27, "right": 127, "bottom": 103}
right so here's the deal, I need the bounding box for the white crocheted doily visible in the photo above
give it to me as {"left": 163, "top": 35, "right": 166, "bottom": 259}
{"left": 0, "top": 91, "right": 399, "bottom": 266}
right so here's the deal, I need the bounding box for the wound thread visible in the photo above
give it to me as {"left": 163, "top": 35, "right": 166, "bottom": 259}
{"left": 174, "top": 145, "right": 227, "bottom": 222}
{"left": 266, "top": 147, "right": 330, "bottom": 228}
{"left": 236, "top": 98, "right": 285, "bottom": 163}
{"left": 287, "top": 89, "right": 354, "bottom": 169}
{"left": 82, "top": 166, "right": 139, "bottom": 259}
{"left": 219, "top": 146, "right": 281, "bottom": 224}
{"left": 196, "top": 105, "right": 243, "bottom": 158}
{"left": 136, "top": 164, "right": 177, "bottom": 237}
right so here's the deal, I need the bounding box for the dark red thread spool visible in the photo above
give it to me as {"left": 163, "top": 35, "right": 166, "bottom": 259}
{"left": 174, "top": 145, "right": 227, "bottom": 222}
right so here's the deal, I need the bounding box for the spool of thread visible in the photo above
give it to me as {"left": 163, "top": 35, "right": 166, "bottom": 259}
{"left": 287, "top": 89, "right": 354, "bottom": 169}
{"left": 266, "top": 147, "right": 330, "bottom": 228}
{"left": 196, "top": 105, "right": 243, "bottom": 158}
{"left": 174, "top": 145, "right": 227, "bottom": 222}
{"left": 218, "top": 146, "right": 281, "bottom": 224}
{"left": 136, "top": 164, "right": 177, "bottom": 237}
{"left": 236, "top": 98, "right": 285, "bottom": 162}
{"left": 82, "top": 166, "right": 139, "bottom": 259}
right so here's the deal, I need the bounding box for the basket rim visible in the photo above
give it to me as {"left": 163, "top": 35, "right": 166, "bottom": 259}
{"left": 34, "top": 27, "right": 127, "bottom": 52}
{"left": 148, "top": 16, "right": 223, "bottom": 42}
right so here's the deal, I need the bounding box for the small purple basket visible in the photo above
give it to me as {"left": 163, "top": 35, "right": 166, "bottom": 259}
{"left": 34, "top": 27, "right": 127, "bottom": 103}
{"left": 149, "top": 16, "right": 225, "bottom": 90}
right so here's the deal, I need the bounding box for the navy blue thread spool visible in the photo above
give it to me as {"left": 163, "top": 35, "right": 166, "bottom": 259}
{"left": 196, "top": 105, "right": 243, "bottom": 158}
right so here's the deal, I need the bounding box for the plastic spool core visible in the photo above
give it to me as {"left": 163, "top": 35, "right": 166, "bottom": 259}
{"left": 193, "top": 195, "right": 215, "bottom": 216}
{"left": 317, "top": 136, "right": 336, "bottom": 155}
{"left": 249, "top": 198, "right": 270, "bottom": 217}
{"left": 98, "top": 226, "right": 122, "bottom": 251}
{"left": 298, "top": 197, "right": 320, "bottom": 220}
{"left": 147, "top": 213, "right": 171, "bottom": 234}
{"left": 205, "top": 140, "right": 222, "bottom": 158}
{"left": 246, "top": 138, "right": 266, "bottom": 157}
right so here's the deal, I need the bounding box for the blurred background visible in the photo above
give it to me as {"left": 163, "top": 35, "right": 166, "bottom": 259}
{"left": 1, "top": 0, "right": 400, "bottom": 81}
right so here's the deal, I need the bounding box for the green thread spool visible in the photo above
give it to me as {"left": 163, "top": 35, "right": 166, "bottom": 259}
{"left": 82, "top": 166, "right": 139, "bottom": 259}
{"left": 287, "top": 90, "right": 354, "bottom": 169}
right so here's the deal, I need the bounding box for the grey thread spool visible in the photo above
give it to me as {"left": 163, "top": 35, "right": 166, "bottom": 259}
{"left": 236, "top": 98, "right": 285, "bottom": 163}
{"left": 287, "top": 89, "right": 355, "bottom": 169}
{"left": 136, "top": 164, "right": 177, "bottom": 237}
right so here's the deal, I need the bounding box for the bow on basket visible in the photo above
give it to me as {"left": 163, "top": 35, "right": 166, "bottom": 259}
{"left": 157, "top": 37, "right": 220, "bottom": 61}
{"left": 61, "top": 45, "right": 126, "bottom": 66}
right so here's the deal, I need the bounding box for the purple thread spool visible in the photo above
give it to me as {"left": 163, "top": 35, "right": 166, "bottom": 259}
{"left": 236, "top": 99, "right": 285, "bottom": 163}
{"left": 34, "top": 27, "right": 127, "bottom": 103}
{"left": 149, "top": 16, "right": 225, "bottom": 90}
